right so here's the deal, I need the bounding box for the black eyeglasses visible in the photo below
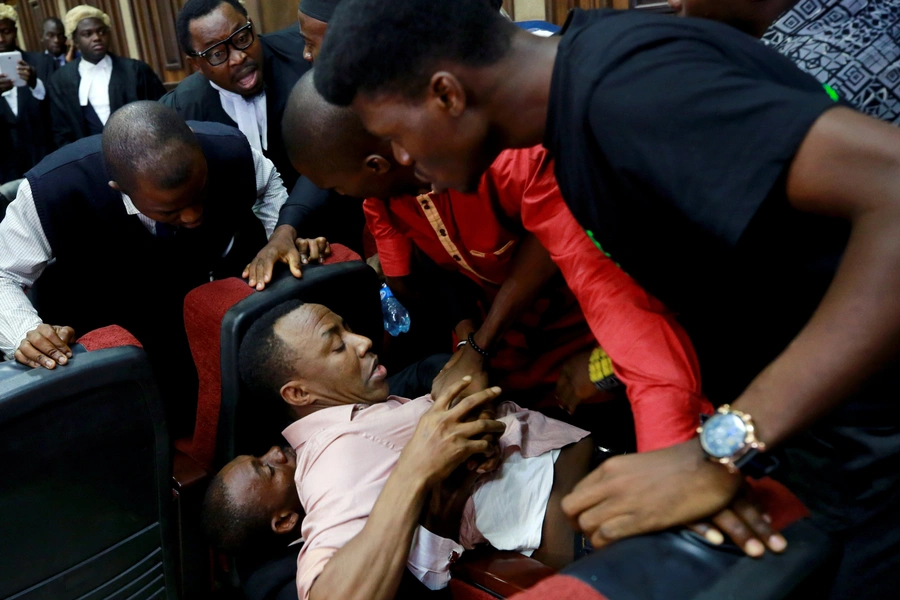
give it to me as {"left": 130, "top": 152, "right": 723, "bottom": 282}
{"left": 190, "top": 21, "right": 254, "bottom": 66}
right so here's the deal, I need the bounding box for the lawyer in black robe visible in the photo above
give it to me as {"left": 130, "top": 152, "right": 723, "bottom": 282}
{"left": 47, "top": 54, "right": 165, "bottom": 147}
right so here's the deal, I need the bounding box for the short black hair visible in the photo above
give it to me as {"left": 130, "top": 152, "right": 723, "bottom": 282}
{"left": 239, "top": 300, "right": 306, "bottom": 405}
{"left": 201, "top": 469, "right": 275, "bottom": 555}
{"left": 41, "top": 17, "right": 64, "bottom": 31}
{"left": 315, "top": 0, "right": 516, "bottom": 106}
{"left": 102, "top": 101, "right": 202, "bottom": 193}
{"left": 176, "top": 0, "right": 248, "bottom": 55}
{"left": 284, "top": 71, "right": 378, "bottom": 175}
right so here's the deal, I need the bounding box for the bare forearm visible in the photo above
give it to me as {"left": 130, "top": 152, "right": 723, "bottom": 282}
{"left": 309, "top": 469, "right": 428, "bottom": 600}
{"left": 736, "top": 108, "right": 900, "bottom": 447}
{"left": 475, "top": 234, "right": 557, "bottom": 349}
{"left": 735, "top": 209, "right": 900, "bottom": 446}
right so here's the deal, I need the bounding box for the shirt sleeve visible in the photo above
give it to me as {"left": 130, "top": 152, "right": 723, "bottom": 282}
{"left": 362, "top": 198, "right": 414, "bottom": 277}
{"left": 519, "top": 151, "right": 713, "bottom": 451}
{"left": 0, "top": 179, "right": 52, "bottom": 359}
{"left": 277, "top": 175, "right": 330, "bottom": 233}
{"left": 251, "top": 148, "right": 289, "bottom": 237}
{"left": 406, "top": 526, "right": 464, "bottom": 590}
{"left": 31, "top": 78, "right": 46, "bottom": 100}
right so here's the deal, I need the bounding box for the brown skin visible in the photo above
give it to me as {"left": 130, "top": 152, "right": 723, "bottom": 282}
{"left": 218, "top": 445, "right": 304, "bottom": 538}
{"left": 348, "top": 26, "right": 900, "bottom": 556}
{"left": 186, "top": 4, "right": 264, "bottom": 97}
{"left": 0, "top": 18, "right": 16, "bottom": 52}
{"left": 275, "top": 303, "right": 392, "bottom": 413}
{"left": 242, "top": 232, "right": 331, "bottom": 291}
{"left": 41, "top": 20, "right": 67, "bottom": 57}
{"left": 73, "top": 17, "right": 110, "bottom": 64}
{"left": 668, "top": 0, "right": 800, "bottom": 38}
{"left": 298, "top": 12, "right": 327, "bottom": 64}
{"left": 0, "top": 19, "right": 36, "bottom": 91}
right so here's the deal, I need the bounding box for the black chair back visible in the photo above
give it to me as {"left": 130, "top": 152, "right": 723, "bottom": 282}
{"left": 0, "top": 345, "right": 178, "bottom": 600}
{"left": 217, "top": 261, "right": 381, "bottom": 466}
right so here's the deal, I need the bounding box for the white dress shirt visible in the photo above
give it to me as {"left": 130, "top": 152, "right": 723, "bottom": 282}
{"left": 78, "top": 54, "right": 113, "bottom": 125}
{"left": 3, "top": 78, "right": 46, "bottom": 117}
{"left": 210, "top": 81, "right": 268, "bottom": 153}
{"left": 0, "top": 148, "right": 288, "bottom": 359}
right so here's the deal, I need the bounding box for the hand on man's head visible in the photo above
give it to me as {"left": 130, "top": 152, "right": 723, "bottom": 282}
{"left": 15, "top": 324, "right": 76, "bottom": 369}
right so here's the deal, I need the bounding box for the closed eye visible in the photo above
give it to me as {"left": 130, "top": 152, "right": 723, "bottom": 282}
{"left": 333, "top": 342, "right": 346, "bottom": 354}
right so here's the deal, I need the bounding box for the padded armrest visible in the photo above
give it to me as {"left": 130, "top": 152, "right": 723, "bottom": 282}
{"left": 173, "top": 448, "right": 209, "bottom": 491}
{"left": 451, "top": 549, "right": 556, "bottom": 598}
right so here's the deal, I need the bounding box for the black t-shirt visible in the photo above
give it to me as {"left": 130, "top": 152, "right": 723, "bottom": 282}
{"left": 544, "top": 9, "right": 900, "bottom": 529}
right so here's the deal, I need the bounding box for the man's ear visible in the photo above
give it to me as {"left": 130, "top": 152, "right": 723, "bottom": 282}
{"left": 108, "top": 180, "right": 121, "bottom": 191}
{"left": 429, "top": 72, "right": 466, "bottom": 117}
{"left": 281, "top": 380, "right": 315, "bottom": 407}
{"left": 364, "top": 155, "right": 392, "bottom": 175}
{"left": 271, "top": 510, "right": 301, "bottom": 535}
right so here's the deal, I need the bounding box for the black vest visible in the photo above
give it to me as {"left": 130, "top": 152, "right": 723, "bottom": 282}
{"left": 25, "top": 121, "right": 262, "bottom": 344}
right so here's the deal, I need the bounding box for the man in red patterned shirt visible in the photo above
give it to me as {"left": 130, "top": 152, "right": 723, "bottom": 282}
{"left": 283, "top": 73, "right": 711, "bottom": 452}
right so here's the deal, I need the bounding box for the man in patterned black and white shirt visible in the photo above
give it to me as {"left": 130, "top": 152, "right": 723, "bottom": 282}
{"left": 669, "top": 0, "right": 900, "bottom": 125}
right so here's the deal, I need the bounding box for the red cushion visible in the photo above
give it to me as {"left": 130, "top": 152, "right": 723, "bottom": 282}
{"left": 77, "top": 325, "right": 142, "bottom": 351}
{"left": 509, "top": 575, "right": 608, "bottom": 600}
{"left": 182, "top": 278, "right": 255, "bottom": 469}
{"left": 749, "top": 476, "right": 809, "bottom": 531}
{"left": 326, "top": 243, "right": 362, "bottom": 264}
{"left": 180, "top": 244, "right": 362, "bottom": 469}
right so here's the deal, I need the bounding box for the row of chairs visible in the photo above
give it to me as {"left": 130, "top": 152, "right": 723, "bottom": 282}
{"left": 0, "top": 245, "right": 839, "bottom": 600}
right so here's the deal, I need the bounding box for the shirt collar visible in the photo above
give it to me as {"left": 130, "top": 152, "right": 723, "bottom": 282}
{"left": 78, "top": 54, "right": 112, "bottom": 75}
{"left": 209, "top": 80, "right": 265, "bottom": 104}
{"left": 282, "top": 404, "right": 359, "bottom": 450}
{"left": 121, "top": 193, "right": 141, "bottom": 216}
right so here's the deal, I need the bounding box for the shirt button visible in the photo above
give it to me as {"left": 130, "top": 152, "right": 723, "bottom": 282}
{"left": 439, "top": 229, "right": 447, "bottom": 236}
{"left": 422, "top": 202, "right": 430, "bottom": 209}
{"left": 453, "top": 255, "right": 461, "bottom": 261}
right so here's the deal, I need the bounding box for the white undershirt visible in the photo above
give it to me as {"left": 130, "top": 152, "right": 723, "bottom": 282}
{"left": 77, "top": 54, "right": 113, "bottom": 125}
{"left": 210, "top": 81, "right": 268, "bottom": 153}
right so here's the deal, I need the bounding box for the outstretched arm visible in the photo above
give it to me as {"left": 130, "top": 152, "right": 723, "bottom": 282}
{"left": 563, "top": 107, "right": 900, "bottom": 548}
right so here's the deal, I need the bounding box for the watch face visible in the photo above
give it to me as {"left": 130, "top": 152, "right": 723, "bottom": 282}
{"left": 700, "top": 413, "right": 748, "bottom": 458}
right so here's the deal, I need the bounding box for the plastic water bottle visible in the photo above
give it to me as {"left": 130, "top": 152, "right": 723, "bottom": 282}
{"left": 380, "top": 284, "right": 410, "bottom": 336}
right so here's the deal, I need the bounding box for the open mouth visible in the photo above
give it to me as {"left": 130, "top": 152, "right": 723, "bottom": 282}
{"left": 234, "top": 65, "right": 259, "bottom": 90}
{"left": 369, "top": 356, "right": 387, "bottom": 382}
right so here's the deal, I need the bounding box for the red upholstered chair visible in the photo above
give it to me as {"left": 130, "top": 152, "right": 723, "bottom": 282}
{"left": 167, "top": 245, "right": 364, "bottom": 597}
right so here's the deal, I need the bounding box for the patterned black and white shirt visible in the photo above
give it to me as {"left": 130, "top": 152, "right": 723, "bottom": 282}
{"left": 763, "top": 0, "right": 900, "bottom": 124}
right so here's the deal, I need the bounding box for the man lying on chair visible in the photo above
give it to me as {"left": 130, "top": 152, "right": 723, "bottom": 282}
{"left": 201, "top": 300, "right": 594, "bottom": 600}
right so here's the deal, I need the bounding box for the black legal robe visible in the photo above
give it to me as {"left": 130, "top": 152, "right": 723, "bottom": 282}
{"left": 0, "top": 51, "right": 56, "bottom": 182}
{"left": 47, "top": 54, "right": 166, "bottom": 148}
{"left": 160, "top": 28, "right": 310, "bottom": 191}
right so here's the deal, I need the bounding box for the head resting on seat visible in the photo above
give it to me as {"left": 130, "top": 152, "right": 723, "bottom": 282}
{"left": 202, "top": 444, "right": 302, "bottom": 555}
{"left": 239, "top": 301, "right": 390, "bottom": 419}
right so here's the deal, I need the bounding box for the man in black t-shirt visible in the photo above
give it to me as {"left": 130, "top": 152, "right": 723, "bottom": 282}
{"left": 312, "top": 0, "right": 900, "bottom": 596}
